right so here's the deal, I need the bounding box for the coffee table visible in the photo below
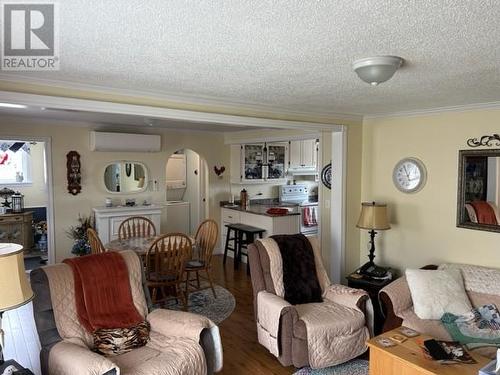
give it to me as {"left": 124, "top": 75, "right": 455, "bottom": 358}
{"left": 367, "top": 329, "right": 491, "bottom": 375}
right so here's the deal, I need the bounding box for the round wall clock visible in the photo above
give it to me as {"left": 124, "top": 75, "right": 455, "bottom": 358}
{"left": 321, "top": 163, "right": 332, "bottom": 189}
{"left": 392, "top": 157, "right": 427, "bottom": 193}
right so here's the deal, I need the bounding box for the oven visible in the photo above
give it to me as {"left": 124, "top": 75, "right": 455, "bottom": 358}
{"left": 279, "top": 184, "right": 319, "bottom": 236}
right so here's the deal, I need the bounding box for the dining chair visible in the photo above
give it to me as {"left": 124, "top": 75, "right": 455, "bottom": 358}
{"left": 145, "top": 233, "right": 191, "bottom": 310}
{"left": 87, "top": 228, "right": 106, "bottom": 254}
{"left": 118, "top": 216, "right": 157, "bottom": 240}
{"left": 185, "top": 219, "right": 219, "bottom": 298}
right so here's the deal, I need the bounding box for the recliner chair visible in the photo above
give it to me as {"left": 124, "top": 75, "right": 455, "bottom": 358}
{"left": 30, "top": 250, "right": 222, "bottom": 375}
{"left": 248, "top": 236, "right": 373, "bottom": 369}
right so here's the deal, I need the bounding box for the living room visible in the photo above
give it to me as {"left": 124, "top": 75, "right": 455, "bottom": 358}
{"left": 0, "top": 2, "right": 499, "bottom": 375}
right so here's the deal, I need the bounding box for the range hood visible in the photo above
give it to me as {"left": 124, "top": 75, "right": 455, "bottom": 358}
{"left": 288, "top": 166, "right": 318, "bottom": 176}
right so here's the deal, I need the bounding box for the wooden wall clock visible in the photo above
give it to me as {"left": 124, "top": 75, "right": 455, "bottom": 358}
{"left": 66, "top": 151, "right": 82, "bottom": 195}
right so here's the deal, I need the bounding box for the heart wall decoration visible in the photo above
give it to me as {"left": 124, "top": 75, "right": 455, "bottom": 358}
{"left": 214, "top": 165, "right": 226, "bottom": 178}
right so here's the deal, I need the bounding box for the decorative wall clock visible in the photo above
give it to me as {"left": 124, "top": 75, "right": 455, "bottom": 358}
{"left": 392, "top": 157, "right": 427, "bottom": 193}
{"left": 321, "top": 163, "right": 332, "bottom": 189}
{"left": 66, "top": 151, "right": 82, "bottom": 195}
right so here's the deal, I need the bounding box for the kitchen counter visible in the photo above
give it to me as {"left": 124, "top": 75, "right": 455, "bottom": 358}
{"left": 221, "top": 203, "right": 300, "bottom": 217}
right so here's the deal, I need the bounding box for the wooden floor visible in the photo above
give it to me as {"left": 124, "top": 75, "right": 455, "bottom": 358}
{"left": 3, "top": 255, "right": 294, "bottom": 375}
{"left": 211, "top": 255, "right": 295, "bottom": 374}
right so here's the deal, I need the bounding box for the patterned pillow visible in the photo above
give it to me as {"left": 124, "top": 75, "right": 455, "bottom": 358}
{"left": 93, "top": 320, "right": 150, "bottom": 356}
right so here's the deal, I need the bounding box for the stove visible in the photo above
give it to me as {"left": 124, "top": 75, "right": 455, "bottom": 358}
{"left": 279, "top": 184, "right": 319, "bottom": 235}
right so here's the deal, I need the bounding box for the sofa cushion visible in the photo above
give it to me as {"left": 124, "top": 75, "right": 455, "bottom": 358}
{"left": 406, "top": 268, "right": 472, "bottom": 320}
{"left": 399, "top": 308, "right": 453, "bottom": 341}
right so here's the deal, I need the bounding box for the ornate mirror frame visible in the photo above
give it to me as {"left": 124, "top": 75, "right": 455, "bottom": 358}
{"left": 457, "top": 149, "right": 500, "bottom": 233}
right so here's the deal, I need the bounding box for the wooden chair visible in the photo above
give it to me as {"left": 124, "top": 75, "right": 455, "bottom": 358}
{"left": 145, "top": 233, "right": 191, "bottom": 310}
{"left": 87, "top": 228, "right": 106, "bottom": 254}
{"left": 118, "top": 216, "right": 156, "bottom": 240}
{"left": 185, "top": 219, "right": 218, "bottom": 298}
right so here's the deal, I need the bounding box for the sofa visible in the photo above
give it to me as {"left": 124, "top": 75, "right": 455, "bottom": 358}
{"left": 30, "top": 250, "right": 223, "bottom": 375}
{"left": 380, "top": 263, "right": 500, "bottom": 358}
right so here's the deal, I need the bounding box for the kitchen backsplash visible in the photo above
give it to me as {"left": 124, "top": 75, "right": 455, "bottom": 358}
{"left": 229, "top": 180, "right": 319, "bottom": 201}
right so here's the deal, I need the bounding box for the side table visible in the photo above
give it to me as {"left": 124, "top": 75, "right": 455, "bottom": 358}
{"left": 346, "top": 269, "right": 394, "bottom": 335}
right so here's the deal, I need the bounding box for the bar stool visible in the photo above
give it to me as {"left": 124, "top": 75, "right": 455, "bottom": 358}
{"left": 223, "top": 223, "right": 265, "bottom": 273}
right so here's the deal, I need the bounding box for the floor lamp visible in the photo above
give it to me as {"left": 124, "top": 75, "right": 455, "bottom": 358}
{"left": 0, "top": 244, "right": 34, "bottom": 364}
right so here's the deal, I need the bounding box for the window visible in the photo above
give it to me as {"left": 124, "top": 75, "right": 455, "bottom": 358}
{"left": 0, "top": 141, "right": 32, "bottom": 184}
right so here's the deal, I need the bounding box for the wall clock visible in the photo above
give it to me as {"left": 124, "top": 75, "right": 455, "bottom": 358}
{"left": 321, "top": 163, "right": 332, "bottom": 189}
{"left": 392, "top": 157, "right": 427, "bottom": 193}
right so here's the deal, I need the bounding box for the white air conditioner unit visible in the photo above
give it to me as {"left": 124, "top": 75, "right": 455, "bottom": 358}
{"left": 90, "top": 131, "right": 161, "bottom": 152}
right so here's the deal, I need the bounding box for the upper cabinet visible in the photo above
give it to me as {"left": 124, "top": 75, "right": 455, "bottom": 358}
{"left": 289, "top": 139, "right": 318, "bottom": 170}
{"left": 231, "top": 143, "right": 288, "bottom": 184}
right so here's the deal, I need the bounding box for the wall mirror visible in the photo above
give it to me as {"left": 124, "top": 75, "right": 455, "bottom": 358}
{"left": 104, "top": 161, "right": 148, "bottom": 194}
{"left": 457, "top": 149, "right": 500, "bottom": 232}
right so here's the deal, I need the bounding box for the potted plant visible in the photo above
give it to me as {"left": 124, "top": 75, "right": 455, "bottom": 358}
{"left": 66, "top": 214, "right": 93, "bottom": 256}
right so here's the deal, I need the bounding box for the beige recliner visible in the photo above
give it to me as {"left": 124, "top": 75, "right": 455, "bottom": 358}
{"left": 30, "top": 250, "right": 223, "bottom": 375}
{"left": 248, "top": 236, "right": 373, "bottom": 369}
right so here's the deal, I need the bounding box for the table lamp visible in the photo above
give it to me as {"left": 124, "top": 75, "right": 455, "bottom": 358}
{"left": 356, "top": 202, "right": 391, "bottom": 276}
{"left": 0, "top": 244, "right": 34, "bottom": 363}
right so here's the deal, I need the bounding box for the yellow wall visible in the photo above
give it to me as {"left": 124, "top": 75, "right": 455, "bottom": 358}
{"left": 361, "top": 108, "right": 500, "bottom": 271}
{"left": 0, "top": 117, "right": 230, "bottom": 262}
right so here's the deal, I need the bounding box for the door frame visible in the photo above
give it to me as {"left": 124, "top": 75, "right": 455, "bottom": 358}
{"left": 0, "top": 135, "right": 55, "bottom": 264}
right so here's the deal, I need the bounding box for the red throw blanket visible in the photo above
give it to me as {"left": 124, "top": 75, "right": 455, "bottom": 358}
{"left": 470, "top": 201, "right": 498, "bottom": 225}
{"left": 64, "top": 252, "right": 143, "bottom": 332}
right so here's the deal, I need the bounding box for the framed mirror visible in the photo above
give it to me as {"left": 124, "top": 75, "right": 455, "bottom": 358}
{"left": 104, "top": 161, "right": 148, "bottom": 194}
{"left": 457, "top": 149, "right": 500, "bottom": 232}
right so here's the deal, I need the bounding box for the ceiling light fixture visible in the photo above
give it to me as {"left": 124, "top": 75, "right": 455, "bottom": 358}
{"left": 352, "top": 56, "right": 404, "bottom": 86}
{"left": 0, "top": 103, "right": 27, "bottom": 109}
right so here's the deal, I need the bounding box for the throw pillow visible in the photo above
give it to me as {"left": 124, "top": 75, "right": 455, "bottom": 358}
{"left": 93, "top": 320, "right": 150, "bottom": 356}
{"left": 405, "top": 268, "right": 472, "bottom": 320}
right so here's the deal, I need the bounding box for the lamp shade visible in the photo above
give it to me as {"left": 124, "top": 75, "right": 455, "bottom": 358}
{"left": 356, "top": 202, "right": 391, "bottom": 230}
{"left": 0, "top": 243, "right": 34, "bottom": 312}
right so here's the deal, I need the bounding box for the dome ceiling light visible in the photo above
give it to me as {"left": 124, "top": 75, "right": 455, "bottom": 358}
{"left": 352, "top": 56, "right": 404, "bottom": 86}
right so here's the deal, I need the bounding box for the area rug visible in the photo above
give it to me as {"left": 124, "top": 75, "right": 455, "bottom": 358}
{"left": 293, "top": 359, "right": 368, "bottom": 375}
{"left": 163, "top": 284, "right": 236, "bottom": 325}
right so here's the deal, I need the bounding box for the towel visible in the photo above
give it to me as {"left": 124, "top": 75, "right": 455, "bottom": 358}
{"left": 64, "top": 252, "right": 144, "bottom": 332}
{"left": 303, "top": 207, "right": 318, "bottom": 226}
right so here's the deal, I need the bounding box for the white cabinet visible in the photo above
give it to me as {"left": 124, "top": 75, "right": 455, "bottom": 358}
{"left": 93, "top": 205, "right": 163, "bottom": 244}
{"left": 219, "top": 208, "right": 300, "bottom": 254}
{"left": 230, "top": 143, "right": 288, "bottom": 184}
{"left": 166, "top": 154, "right": 186, "bottom": 189}
{"left": 289, "top": 139, "right": 318, "bottom": 170}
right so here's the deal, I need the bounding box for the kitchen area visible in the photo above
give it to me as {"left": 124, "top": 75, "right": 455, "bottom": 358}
{"left": 221, "top": 137, "right": 321, "bottom": 252}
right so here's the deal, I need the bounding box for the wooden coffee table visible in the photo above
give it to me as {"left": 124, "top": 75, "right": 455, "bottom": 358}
{"left": 367, "top": 329, "right": 491, "bottom": 375}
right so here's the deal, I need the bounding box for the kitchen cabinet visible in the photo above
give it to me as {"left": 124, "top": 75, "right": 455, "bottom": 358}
{"left": 219, "top": 207, "right": 300, "bottom": 254}
{"left": 289, "top": 139, "right": 318, "bottom": 170}
{"left": 0, "top": 211, "right": 33, "bottom": 250}
{"left": 230, "top": 143, "right": 288, "bottom": 184}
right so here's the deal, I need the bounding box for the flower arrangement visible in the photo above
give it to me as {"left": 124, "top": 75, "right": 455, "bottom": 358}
{"left": 66, "top": 214, "right": 93, "bottom": 256}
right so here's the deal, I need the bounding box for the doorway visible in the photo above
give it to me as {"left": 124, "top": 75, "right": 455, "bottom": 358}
{"left": 165, "top": 149, "right": 209, "bottom": 234}
{"left": 0, "top": 136, "right": 55, "bottom": 269}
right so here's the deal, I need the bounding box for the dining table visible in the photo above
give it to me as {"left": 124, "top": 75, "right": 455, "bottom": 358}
{"left": 105, "top": 235, "right": 197, "bottom": 258}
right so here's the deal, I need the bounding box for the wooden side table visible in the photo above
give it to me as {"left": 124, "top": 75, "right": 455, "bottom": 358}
{"left": 367, "top": 329, "right": 490, "bottom": 375}
{"left": 346, "top": 270, "right": 394, "bottom": 335}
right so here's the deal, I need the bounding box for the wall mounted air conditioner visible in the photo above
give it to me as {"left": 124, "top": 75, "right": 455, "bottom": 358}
{"left": 90, "top": 131, "right": 161, "bottom": 152}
